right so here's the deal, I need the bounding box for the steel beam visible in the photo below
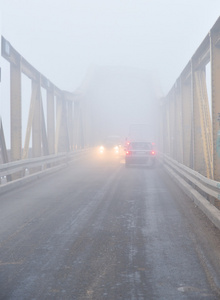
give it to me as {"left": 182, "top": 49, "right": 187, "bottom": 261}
{"left": 0, "top": 118, "right": 9, "bottom": 163}
{"left": 163, "top": 100, "right": 171, "bottom": 156}
{"left": 79, "top": 107, "right": 84, "bottom": 149}
{"left": 195, "top": 68, "right": 213, "bottom": 178}
{"left": 192, "top": 34, "right": 210, "bottom": 71}
{"left": 192, "top": 65, "right": 204, "bottom": 175}
{"left": 10, "top": 55, "right": 22, "bottom": 161}
{"left": 73, "top": 102, "right": 80, "bottom": 149}
{"left": 22, "top": 80, "right": 38, "bottom": 159}
{"left": 169, "top": 92, "right": 175, "bottom": 158}
{"left": 40, "top": 93, "right": 49, "bottom": 156}
{"left": 161, "top": 101, "right": 166, "bottom": 155}
{"left": 181, "top": 77, "right": 192, "bottom": 168}
{"left": 47, "top": 88, "right": 55, "bottom": 154}
{"left": 32, "top": 80, "right": 41, "bottom": 158}
{"left": 55, "top": 97, "right": 61, "bottom": 153}
{"left": 58, "top": 99, "right": 70, "bottom": 152}
{"left": 210, "top": 27, "right": 220, "bottom": 181}
{"left": 67, "top": 101, "right": 73, "bottom": 151}
{"left": 2, "top": 36, "right": 80, "bottom": 161}
{"left": 193, "top": 67, "right": 212, "bottom": 177}
{"left": 158, "top": 98, "right": 164, "bottom": 155}
{"left": 174, "top": 80, "right": 183, "bottom": 163}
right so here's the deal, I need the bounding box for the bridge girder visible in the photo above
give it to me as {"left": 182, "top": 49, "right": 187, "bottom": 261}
{"left": 210, "top": 22, "right": 220, "bottom": 182}
{"left": 1, "top": 36, "right": 84, "bottom": 163}
{"left": 162, "top": 16, "right": 220, "bottom": 181}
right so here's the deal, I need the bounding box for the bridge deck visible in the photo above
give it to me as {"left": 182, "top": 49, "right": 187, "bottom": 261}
{"left": 0, "top": 153, "right": 220, "bottom": 299}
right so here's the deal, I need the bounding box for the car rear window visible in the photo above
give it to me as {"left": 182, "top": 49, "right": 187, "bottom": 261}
{"left": 129, "top": 142, "right": 152, "bottom": 150}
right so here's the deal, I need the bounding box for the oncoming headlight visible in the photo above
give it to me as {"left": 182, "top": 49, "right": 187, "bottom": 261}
{"left": 99, "top": 146, "right": 104, "bottom": 153}
{"left": 114, "top": 146, "right": 119, "bottom": 153}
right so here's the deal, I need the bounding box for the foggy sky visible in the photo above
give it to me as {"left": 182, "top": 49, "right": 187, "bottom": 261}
{"left": 0, "top": 1, "right": 219, "bottom": 146}
{"left": 81, "top": 66, "right": 158, "bottom": 145}
{"left": 0, "top": 0, "right": 219, "bottom": 93}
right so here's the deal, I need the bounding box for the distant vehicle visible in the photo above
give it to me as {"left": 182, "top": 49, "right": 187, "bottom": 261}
{"left": 125, "top": 141, "right": 156, "bottom": 167}
{"left": 124, "top": 138, "right": 130, "bottom": 152}
{"left": 98, "top": 135, "right": 122, "bottom": 156}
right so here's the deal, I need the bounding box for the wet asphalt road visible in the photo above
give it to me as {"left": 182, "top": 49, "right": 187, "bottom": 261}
{"left": 1, "top": 153, "right": 220, "bottom": 299}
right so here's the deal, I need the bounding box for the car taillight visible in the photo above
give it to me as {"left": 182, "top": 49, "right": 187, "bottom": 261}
{"left": 126, "top": 151, "right": 131, "bottom": 155}
{"left": 151, "top": 150, "right": 156, "bottom": 155}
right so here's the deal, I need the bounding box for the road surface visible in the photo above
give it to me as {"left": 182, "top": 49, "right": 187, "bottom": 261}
{"left": 1, "top": 152, "right": 220, "bottom": 299}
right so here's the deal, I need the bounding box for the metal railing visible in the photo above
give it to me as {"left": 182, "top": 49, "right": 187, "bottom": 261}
{"left": 0, "top": 149, "right": 87, "bottom": 189}
{"left": 161, "top": 154, "right": 220, "bottom": 230}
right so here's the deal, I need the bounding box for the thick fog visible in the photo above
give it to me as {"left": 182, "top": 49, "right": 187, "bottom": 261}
{"left": 78, "top": 66, "right": 159, "bottom": 145}
{"left": 0, "top": 0, "right": 219, "bottom": 145}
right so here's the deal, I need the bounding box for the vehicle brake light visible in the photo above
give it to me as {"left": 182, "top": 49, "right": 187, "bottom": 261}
{"left": 126, "top": 151, "right": 131, "bottom": 155}
{"left": 151, "top": 150, "right": 155, "bottom": 155}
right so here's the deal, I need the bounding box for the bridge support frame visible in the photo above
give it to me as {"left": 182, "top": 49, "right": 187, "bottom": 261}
{"left": 193, "top": 67, "right": 213, "bottom": 178}
{"left": 47, "top": 88, "right": 55, "bottom": 155}
{"left": 210, "top": 28, "right": 220, "bottom": 181}
{"left": 10, "top": 55, "right": 21, "bottom": 161}
{"left": 181, "top": 77, "right": 192, "bottom": 168}
{"left": 1, "top": 36, "right": 85, "bottom": 163}
{"left": 161, "top": 17, "right": 220, "bottom": 180}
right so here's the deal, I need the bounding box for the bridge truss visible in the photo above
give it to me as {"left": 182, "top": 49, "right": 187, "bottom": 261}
{"left": 0, "top": 36, "right": 84, "bottom": 164}
{"left": 160, "top": 17, "right": 220, "bottom": 181}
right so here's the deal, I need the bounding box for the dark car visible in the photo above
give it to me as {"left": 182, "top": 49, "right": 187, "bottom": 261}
{"left": 125, "top": 141, "right": 156, "bottom": 167}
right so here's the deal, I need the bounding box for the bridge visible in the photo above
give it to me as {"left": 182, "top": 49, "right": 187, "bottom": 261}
{"left": 1, "top": 16, "right": 220, "bottom": 300}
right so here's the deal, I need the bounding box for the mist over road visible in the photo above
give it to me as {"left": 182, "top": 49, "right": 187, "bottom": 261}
{"left": 1, "top": 153, "right": 220, "bottom": 299}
